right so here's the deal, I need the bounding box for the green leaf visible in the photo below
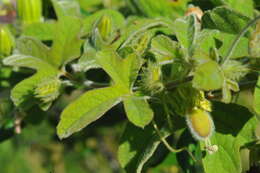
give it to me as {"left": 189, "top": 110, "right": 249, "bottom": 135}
{"left": 202, "top": 7, "right": 250, "bottom": 34}
{"left": 130, "top": 32, "right": 152, "bottom": 56}
{"left": 11, "top": 71, "right": 57, "bottom": 109}
{"left": 210, "top": 0, "right": 254, "bottom": 17}
{"left": 16, "top": 37, "right": 50, "bottom": 64}
{"left": 249, "top": 21, "right": 260, "bottom": 58}
{"left": 3, "top": 54, "right": 55, "bottom": 72}
{"left": 119, "top": 18, "right": 171, "bottom": 50}
{"left": 57, "top": 86, "right": 128, "bottom": 139}
{"left": 82, "top": 9, "right": 124, "bottom": 36}
{"left": 52, "top": 0, "right": 81, "bottom": 19}
{"left": 127, "top": 0, "right": 189, "bottom": 20}
{"left": 118, "top": 123, "right": 171, "bottom": 173}
{"left": 123, "top": 96, "right": 153, "bottom": 128}
{"left": 215, "top": 32, "right": 249, "bottom": 58}
{"left": 254, "top": 76, "right": 260, "bottom": 116}
{"left": 96, "top": 50, "right": 141, "bottom": 89}
{"left": 150, "top": 35, "right": 180, "bottom": 63}
{"left": 192, "top": 60, "right": 224, "bottom": 91}
{"left": 49, "top": 16, "right": 83, "bottom": 67}
{"left": 173, "top": 15, "right": 199, "bottom": 56}
{"left": 201, "top": 102, "right": 258, "bottom": 173}
{"left": 22, "top": 21, "right": 56, "bottom": 41}
{"left": 202, "top": 133, "right": 241, "bottom": 173}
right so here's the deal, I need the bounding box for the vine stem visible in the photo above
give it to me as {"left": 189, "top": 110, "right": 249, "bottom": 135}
{"left": 165, "top": 76, "right": 193, "bottom": 90}
{"left": 162, "top": 95, "right": 174, "bottom": 131}
{"left": 152, "top": 121, "right": 197, "bottom": 162}
{"left": 222, "top": 15, "right": 260, "bottom": 66}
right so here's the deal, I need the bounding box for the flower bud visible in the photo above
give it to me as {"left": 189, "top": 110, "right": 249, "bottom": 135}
{"left": 17, "top": 0, "right": 42, "bottom": 25}
{"left": 0, "top": 25, "right": 14, "bottom": 57}
{"left": 141, "top": 63, "right": 163, "bottom": 94}
{"left": 186, "top": 108, "right": 215, "bottom": 141}
{"left": 97, "top": 15, "right": 112, "bottom": 41}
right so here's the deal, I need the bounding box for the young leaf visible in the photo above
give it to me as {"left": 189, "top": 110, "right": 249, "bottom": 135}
{"left": 202, "top": 7, "right": 250, "bottom": 34}
{"left": 173, "top": 15, "right": 199, "bottom": 57}
{"left": 96, "top": 50, "right": 141, "bottom": 89}
{"left": 118, "top": 123, "right": 171, "bottom": 173}
{"left": 119, "top": 18, "right": 171, "bottom": 50}
{"left": 150, "top": 34, "right": 180, "bottom": 63}
{"left": 123, "top": 95, "right": 153, "bottom": 128}
{"left": 57, "top": 86, "right": 128, "bottom": 139}
{"left": 192, "top": 60, "right": 224, "bottom": 91}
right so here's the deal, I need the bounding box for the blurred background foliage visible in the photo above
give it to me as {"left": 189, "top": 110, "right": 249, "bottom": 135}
{"left": 0, "top": 0, "right": 260, "bottom": 173}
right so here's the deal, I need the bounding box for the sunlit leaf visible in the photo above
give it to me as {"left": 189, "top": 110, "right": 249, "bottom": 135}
{"left": 123, "top": 95, "right": 153, "bottom": 128}
{"left": 193, "top": 60, "right": 224, "bottom": 91}
{"left": 57, "top": 86, "right": 128, "bottom": 139}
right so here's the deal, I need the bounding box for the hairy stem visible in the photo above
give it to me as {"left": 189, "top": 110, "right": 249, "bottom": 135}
{"left": 165, "top": 76, "right": 193, "bottom": 90}
{"left": 152, "top": 121, "right": 197, "bottom": 162}
{"left": 222, "top": 15, "right": 260, "bottom": 66}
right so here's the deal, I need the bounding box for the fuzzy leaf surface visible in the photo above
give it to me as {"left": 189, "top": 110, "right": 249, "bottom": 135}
{"left": 57, "top": 86, "right": 128, "bottom": 139}
{"left": 193, "top": 60, "right": 224, "bottom": 91}
{"left": 123, "top": 96, "right": 153, "bottom": 128}
{"left": 96, "top": 50, "right": 141, "bottom": 89}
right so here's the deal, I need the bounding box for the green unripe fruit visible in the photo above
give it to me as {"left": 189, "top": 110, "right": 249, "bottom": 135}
{"left": 186, "top": 108, "right": 215, "bottom": 141}
{"left": 17, "top": 0, "right": 42, "bottom": 25}
{"left": 0, "top": 25, "right": 14, "bottom": 57}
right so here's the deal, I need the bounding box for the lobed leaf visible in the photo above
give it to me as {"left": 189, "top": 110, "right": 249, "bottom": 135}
{"left": 96, "top": 49, "right": 141, "bottom": 89}
{"left": 49, "top": 16, "right": 83, "bottom": 67}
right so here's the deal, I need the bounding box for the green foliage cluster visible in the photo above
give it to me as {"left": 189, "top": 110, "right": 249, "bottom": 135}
{"left": 0, "top": 0, "right": 260, "bottom": 172}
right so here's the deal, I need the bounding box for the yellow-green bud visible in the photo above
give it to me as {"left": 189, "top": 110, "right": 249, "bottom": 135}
{"left": 17, "top": 0, "right": 42, "bottom": 25}
{"left": 35, "top": 78, "right": 61, "bottom": 103}
{"left": 186, "top": 108, "right": 215, "bottom": 141}
{"left": 0, "top": 25, "right": 14, "bottom": 57}
{"left": 97, "top": 15, "right": 112, "bottom": 41}
{"left": 141, "top": 63, "right": 163, "bottom": 94}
